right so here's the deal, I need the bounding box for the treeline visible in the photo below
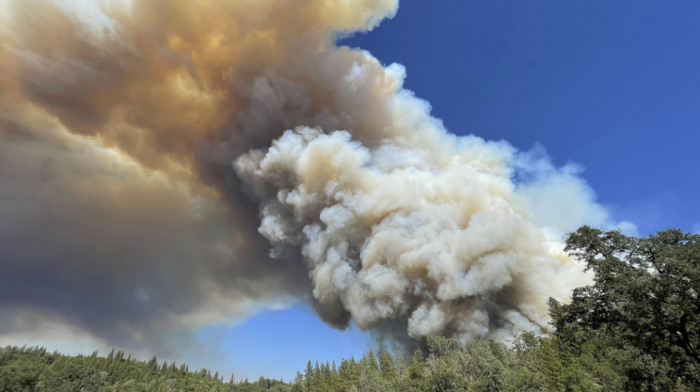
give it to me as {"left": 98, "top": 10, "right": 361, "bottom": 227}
{"left": 0, "top": 227, "right": 697, "bottom": 391}
{"left": 294, "top": 334, "right": 635, "bottom": 391}
{"left": 0, "top": 346, "right": 252, "bottom": 392}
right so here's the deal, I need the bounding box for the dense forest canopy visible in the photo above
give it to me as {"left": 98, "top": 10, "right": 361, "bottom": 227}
{"left": 1, "top": 227, "right": 698, "bottom": 392}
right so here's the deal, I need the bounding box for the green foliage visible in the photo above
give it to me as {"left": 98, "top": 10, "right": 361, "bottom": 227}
{"left": 551, "top": 227, "right": 700, "bottom": 391}
{"left": 0, "top": 346, "right": 288, "bottom": 392}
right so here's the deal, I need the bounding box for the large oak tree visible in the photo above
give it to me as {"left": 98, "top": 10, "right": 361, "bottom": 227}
{"left": 550, "top": 227, "right": 700, "bottom": 390}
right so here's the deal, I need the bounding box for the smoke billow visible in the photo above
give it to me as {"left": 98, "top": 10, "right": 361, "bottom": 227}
{"left": 0, "top": 0, "right": 630, "bottom": 353}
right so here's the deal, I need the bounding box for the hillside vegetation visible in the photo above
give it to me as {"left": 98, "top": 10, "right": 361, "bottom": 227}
{"left": 1, "top": 227, "right": 697, "bottom": 392}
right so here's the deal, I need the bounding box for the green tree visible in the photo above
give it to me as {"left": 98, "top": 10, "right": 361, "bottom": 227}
{"left": 304, "top": 360, "right": 314, "bottom": 391}
{"left": 364, "top": 350, "right": 379, "bottom": 373}
{"left": 550, "top": 226, "right": 700, "bottom": 390}
{"left": 378, "top": 351, "right": 397, "bottom": 386}
{"left": 407, "top": 350, "right": 425, "bottom": 383}
{"left": 291, "top": 372, "right": 303, "bottom": 392}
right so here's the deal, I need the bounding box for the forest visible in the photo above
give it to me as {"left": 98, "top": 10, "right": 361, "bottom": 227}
{"left": 1, "top": 227, "right": 698, "bottom": 392}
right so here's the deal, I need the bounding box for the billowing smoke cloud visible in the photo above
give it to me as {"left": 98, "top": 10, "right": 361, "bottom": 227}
{"left": 0, "top": 0, "right": 631, "bottom": 355}
{"left": 234, "top": 126, "right": 584, "bottom": 341}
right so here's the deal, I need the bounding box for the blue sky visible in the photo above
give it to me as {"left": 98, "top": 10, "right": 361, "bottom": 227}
{"left": 197, "top": 305, "right": 370, "bottom": 382}
{"left": 204, "top": 1, "right": 700, "bottom": 381}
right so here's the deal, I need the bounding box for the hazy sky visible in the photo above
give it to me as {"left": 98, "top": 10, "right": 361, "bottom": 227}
{"left": 216, "top": 0, "right": 700, "bottom": 380}
{"left": 2, "top": 0, "right": 699, "bottom": 382}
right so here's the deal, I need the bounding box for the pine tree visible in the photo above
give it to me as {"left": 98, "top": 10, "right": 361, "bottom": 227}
{"left": 304, "top": 360, "right": 314, "bottom": 391}
{"left": 147, "top": 356, "right": 158, "bottom": 374}
{"left": 408, "top": 350, "right": 424, "bottom": 382}
{"left": 365, "top": 349, "right": 379, "bottom": 372}
{"left": 379, "top": 350, "right": 398, "bottom": 385}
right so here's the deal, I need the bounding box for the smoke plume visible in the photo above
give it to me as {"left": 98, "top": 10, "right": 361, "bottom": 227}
{"left": 0, "top": 0, "right": 630, "bottom": 353}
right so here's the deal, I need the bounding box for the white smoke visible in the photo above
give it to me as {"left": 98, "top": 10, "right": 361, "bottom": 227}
{"left": 234, "top": 122, "right": 588, "bottom": 341}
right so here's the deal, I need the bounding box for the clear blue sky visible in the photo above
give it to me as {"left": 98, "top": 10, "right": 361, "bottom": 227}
{"left": 209, "top": 1, "right": 700, "bottom": 381}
